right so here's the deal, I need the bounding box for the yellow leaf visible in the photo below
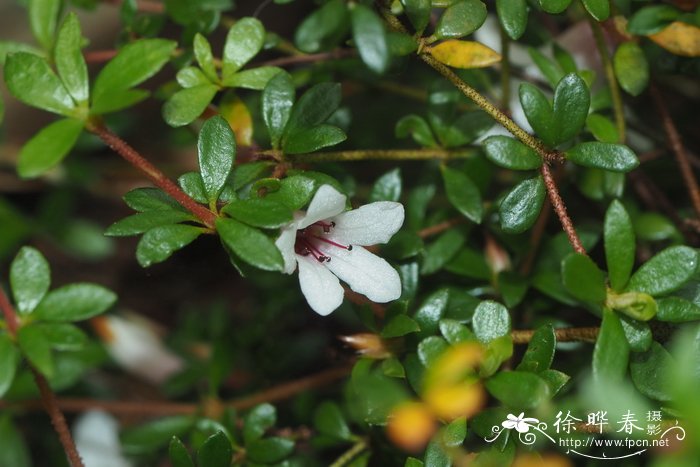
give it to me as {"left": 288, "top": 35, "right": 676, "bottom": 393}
{"left": 429, "top": 40, "right": 501, "bottom": 69}
{"left": 219, "top": 92, "right": 253, "bottom": 146}
{"left": 649, "top": 21, "right": 700, "bottom": 57}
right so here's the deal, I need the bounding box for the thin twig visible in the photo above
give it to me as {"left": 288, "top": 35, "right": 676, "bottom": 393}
{"left": 329, "top": 439, "right": 367, "bottom": 467}
{"left": 418, "top": 217, "right": 465, "bottom": 239}
{"left": 280, "top": 148, "right": 473, "bottom": 163}
{"left": 253, "top": 49, "right": 357, "bottom": 68}
{"left": 541, "top": 164, "right": 587, "bottom": 255}
{"left": 0, "top": 286, "right": 19, "bottom": 336}
{"left": 511, "top": 327, "right": 599, "bottom": 344}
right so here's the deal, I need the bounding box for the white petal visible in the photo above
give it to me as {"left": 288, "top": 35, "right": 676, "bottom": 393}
{"left": 329, "top": 202, "right": 404, "bottom": 246}
{"left": 297, "top": 185, "right": 347, "bottom": 229}
{"left": 74, "top": 411, "right": 133, "bottom": 467}
{"left": 275, "top": 226, "right": 298, "bottom": 274}
{"left": 502, "top": 420, "right": 517, "bottom": 429}
{"left": 515, "top": 421, "right": 531, "bottom": 433}
{"left": 297, "top": 254, "right": 344, "bottom": 316}
{"left": 323, "top": 246, "right": 401, "bottom": 303}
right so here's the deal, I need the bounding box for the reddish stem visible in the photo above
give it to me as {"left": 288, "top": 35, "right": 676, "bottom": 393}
{"left": 418, "top": 217, "right": 465, "bottom": 239}
{"left": 541, "top": 163, "right": 587, "bottom": 255}
{"left": 87, "top": 123, "right": 217, "bottom": 228}
{"left": 0, "top": 286, "right": 19, "bottom": 336}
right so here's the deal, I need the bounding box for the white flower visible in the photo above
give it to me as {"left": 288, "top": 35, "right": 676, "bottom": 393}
{"left": 502, "top": 412, "right": 539, "bottom": 433}
{"left": 275, "top": 185, "right": 404, "bottom": 316}
{"left": 73, "top": 410, "right": 133, "bottom": 467}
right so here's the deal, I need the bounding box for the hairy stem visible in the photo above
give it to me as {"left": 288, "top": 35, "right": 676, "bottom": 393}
{"left": 541, "top": 163, "right": 587, "bottom": 255}
{"left": 280, "top": 148, "right": 472, "bottom": 163}
{"left": 418, "top": 217, "right": 465, "bottom": 239}
{"left": 589, "top": 19, "right": 625, "bottom": 141}
{"left": 511, "top": 327, "right": 599, "bottom": 344}
{"left": 87, "top": 122, "right": 217, "bottom": 228}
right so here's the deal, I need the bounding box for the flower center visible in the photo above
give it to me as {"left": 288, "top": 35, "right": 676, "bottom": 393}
{"left": 295, "top": 221, "right": 353, "bottom": 263}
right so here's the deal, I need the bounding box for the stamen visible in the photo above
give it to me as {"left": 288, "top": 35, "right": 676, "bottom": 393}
{"left": 313, "top": 235, "right": 353, "bottom": 251}
{"left": 313, "top": 221, "right": 335, "bottom": 233}
{"left": 298, "top": 238, "right": 330, "bottom": 262}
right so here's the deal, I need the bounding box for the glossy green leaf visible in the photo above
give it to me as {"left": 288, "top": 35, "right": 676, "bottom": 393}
{"left": 193, "top": 33, "right": 217, "bottom": 82}
{"left": 169, "top": 437, "right": 194, "bottom": 467}
{"left": 538, "top": 369, "right": 570, "bottom": 395}
{"left": 199, "top": 116, "right": 236, "bottom": 203}
{"left": 10, "top": 246, "right": 51, "bottom": 314}
{"left": 178, "top": 172, "right": 208, "bottom": 204}
{"left": 40, "top": 323, "right": 88, "bottom": 351}
{"left": 222, "top": 198, "right": 293, "bottom": 229}
{"left": 538, "top": 0, "right": 572, "bottom": 14}
{"left": 441, "top": 165, "right": 482, "bottom": 223}
{"left": 244, "top": 403, "right": 276, "bottom": 444}
{"left": 406, "top": 458, "right": 424, "bottom": 467}
{"left": 586, "top": 113, "right": 619, "bottom": 143}
{"left": 294, "top": 0, "right": 350, "bottom": 53}
{"left": 217, "top": 218, "right": 284, "bottom": 271}
{"left": 485, "top": 371, "right": 550, "bottom": 409}
{"left": 439, "top": 319, "right": 474, "bottom": 344}
{"left": 499, "top": 176, "right": 545, "bottom": 234}
{"left": 414, "top": 289, "right": 449, "bottom": 339}
{"left": 224, "top": 66, "right": 281, "bottom": 90}
{"left": 401, "top": 0, "right": 431, "bottom": 32}
{"left": 176, "top": 67, "right": 210, "bottom": 89}
{"left": 480, "top": 335, "right": 513, "bottom": 377}
{"left": 562, "top": 253, "right": 606, "bottom": 302}
{"left": 424, "top": 437, "right": 450, "bottom": 467}
{"left": 284, "top": 83, "right": 341, "bottom": 137}
{"left": 435, "top": 0, "right": 487, "bottom": 39}
{"left": 418, "top": 336, "right": 449, "bottom": 366}
{"left": 528, "top": 48, "right": 564, "bottom": 89}
{"left": 472, "top": 300, "right": 510, "bottom": 344}
{"left": 262, "top": 175, "right": 317, "bottom": 210}
{"left": 552, "top": 73, "right": 590, "bottom": 144}
{"left": 55, "top": 14, "right": 89, "bottom": 104}
{"left": 496, "top": 0, "right": 527, "bottom": 40}
{"left": 657, "top": 297, "right": 700, "bottom": 322}
{"left": 581, "top": 0, "right": 609, "bottom": 21}
{"left": 105, "top": 210, "right": 194, "bottom": 237}
{"left": 483, "top": 136, "right": 541, "bottom": 170}
{"left": 124, "top": 188, "right": 183, "bottom": 213}
{"left": 604, "top": 200, "right": 635, "bottom": 291}
{"left": 519, "top": 83, "right": 555, "bottom": 146}
{"left": 222, "top": 17, "right": 265, "bottom": 80}
{"left": 0, "top": 41, "right": 43, "bottom": 66}
{"left": 370, "top": 168, "right": 402, "bottom": 202}
{"left": 34, "top": 283, "right": 117, "bottom": 321}
{"left": 351, "top": 4, "right": 389, "bottom": 74}
{"left": 442, "top": 417, "right": 467, "bottom": 447}
{"left": 314, "top": 401, "right": 353, "bottom": 441}
{"left": 247, "top": 437, "right": 295, "bottom": 464}
{"left": 593, "top": 308, "right": 629, "bottom": 382}
{"left": 4, "top": 53, "right": 75, "bottom": 116}
{"left": 607, "top": 291, "right": 657, "bottom": 321}
{"left": 29, "top": 0, "right": 60, "bottom": 51}
{"left": 627, "top": 246, "right": 698, "bottom": 296}
{"left": 630, "top": 342, "right": 673, "bottom": 401}
{"left": 382, "top": 314, "right": 421, "bottom": 338}
{"left": 136, "top": 225, "right": 203, "bottom": 267}
{"left": 421, "top": 229, "right": 465, "bottom": 275}
{"left": 17, "top": 118, "right": 84, "bottom": 178}
{"left": 619, "top": 314, "right": 652, "bottom": 352}
{"left": 445, "top": 248, "right": 490, "bottom": 280}
{"left": 396, "top": 115, "right": 438, "bottom": 148}
{"left": 196, "top": 432, "right": 231, "bottom": 467}
{"left": 92, "top": 39, "right": 177, "bottom": 112}
{"left": 18, "top": 325, "right": 54, "bottom": 378}
{"left": 262, "top": 72, "right": 295, "bottom": 149}
{"left": 90, "top": 88, "right": 150, "bottom": 115}
{"left": 613, "top": 42, "right": 649, "bottom": 97}
{"left": 627, "top": 5, "right": 679, "bottom": 35}
{"left": 163, "top": 84, "right": 219, "bottom": 127}
{"left": 284, "top": 124, "right": 347, "bottom": 154}
{"left": 517, "top": 324, "right": 555, "bottom": 373}
{"left": 0, "top": 334, "right": 19, "bottom": 397}
{"left": 565, "top": 142, "right": 639, "bottom": 172}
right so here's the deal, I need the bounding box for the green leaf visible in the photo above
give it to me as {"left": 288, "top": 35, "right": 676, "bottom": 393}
{"left": 136, "top": 225, "right": 203, "bottom": 267}
{"left": 421, "top": 229, "right": 465, "bottom": 275}
{"left": 424, "top": 437, "right": 450, "bottom": 467}
{"left": 34, "top": 283, "right": 117, "bottom": 321}
{"left": 401, "top": 0, "right": 431, "bottom": 32}
{"left": 441, "top": 165, "right": 482, "bottom": 223}
{"left": 472, "top": 300, "right": 510, "bottom": 344}
{"left": 414, "top": 289, "right": 449, "bottom": 339}
{"left": 18, "top": 325, "right": 54, "bottom": 378}
{"left": 0, "top": 41, "right": 43, "bottom": 66}
{"left": 246, "top": 437, "right": 295, "bottom": 464}
{"left": 0, "top": 415, "right": 30, "bottom": 467}
{"left": 10, "top": 246, "right": 50, "bottom": 315}
{"left": 222, "top": 17, "right": 265, "bottom": 80}
{"left": 29, "top": 0, "right": 61, "bottom": 51}
{"left": 485, "top": 371, "right": 550, "bottom": 409}
{"left": 314, "top": 401, "right": 353, "bottom": 441}
{"left": 176, "top": 67, "right": 210, "bottom": 88}
{"left": 406, "top": 458, "right": 423, "bottom": 467}
{"left": 54, "top": 15, "right": 90, "bottom": 110}
{"left": 528, "top": 48, "right": 564, "bottom": 89}
{"left": 124, "top": 188, "right": 184, "bottom": 212}
{"left": 538, "top": 0, "right": 572, "bottom": 14}
{"left": 199, "top": 116, "right": 236, "bottom": 203}
{"left": 217, "top": 218, "right": 284, "bottom": 271}
{"left": 17, "top": 118, "right": 84, "bottom": 178}
{"left": 435, "top": 0, "right": 487, "bottom": 39}
{"left": 586, "top": 113, "right": 619, "bottom": 143}
{"left": 163, "top": 84, "right": 219, "bottom": 127}
{"left": 383, "top": 357, "right": 406, "bottom": 378}
{"left": 294, "top": 0, "right": 350, "bottom": 53}
{"left": 499, "top": 176, "right": 545, "bottom": 234}
{"left": 606, "top": 291, "right": 657, "bottom": 321}
{"left": 351, "top": 4, "right": 389, "bottom": 74}
{"left": 370, "top": 168, "right": 402, "bottom": 202}
{"left": 480, "top": 336, "right": 512, "bottom": 378}
{"left": 284, "top": 83, "right": 341, "bottom": 137}
{"left": 418, "top": 336, "right": 449, "bottom": 366}
{"left": 439, "top": 319, "right": 474, "bottom": 344}
{"left": 197, "top": 432, "right": 232, "bottom": 467}
{"left": 382, "top": 314, "right": 421, "bottom": 338}
{"left": 224, "top": 66, "right": 281, "bottom": 90}
{"left": 284, "top": 125, "right": 347, "bottom": 154}
{"left": 263, "top": 72, "right": 295, "bottom": 149}
{"left": 517, "top": 324, "right": 555, "bottom": 373}
{"left": 538, "top": 369, "right": 570, "bottom": 395}
{"left": 4, "top": 53, "right": 75, "bottom": 116}
{"left": 482, "top": 136, "right": 541, "bottom": 170}
{"left": 593, "top": 308, "right": 629, "bottom": 383}
{"left": 565, "top": 142, "right": 639, "bottom": 172}
{"left": 92, "top": 39, "right": 177, "bottom": 112}
{"left": 244, "top": 403, "right": 276, "bottom": 444}
{"left": 627, "top": 5, "right": 679, "bottom": 35}
{"left": 0, "top": 334, "right": 19, "bottom": 397}
{"left": 89, "top": 88, "right": 150, "bottom": 115}
{"left": 396, "top": 115, "right": 438, "bottom": 148}
{"left": 40, "top": 323, "right": 88, "bottom": 351}
{"left": 222, "top": 198, "right": 293, "bottom": 229}
{"left": 604, "top": 200, "right": 635, "bottom": 291}
{"left": 627, "top": 246, "right": 698, "bottom": 296}
{"left": 561, "top": 253, "right": 606, "bottom": 303}
{"left": 442, "top": 417, "right": 467, "bottom": 447}
{"left": 552, "top": 73, "right": 590, "bottom": 144}
{"left": 519, "top": 83, "right": 555, "bottom": 146}
{"left": 630, "top": 342, "right": 673, "bottom": 402}
{"left": 581, "top": 0, "right": 609, "bottom": 21}
{"left": 193, "top": 33, "right": 217, "bottom": 82}
{"left": 169, "top": 437, "right": 194, "bottom": 467}
{"left": 619, "top": 314, "right": 652, "bottom": 352}
{"left": 657, "top": 297, "right": 700, "bottom": 322}
{"left": 105, "top": 210, "right": 194, "bottom": 236}
{"left": 262, "top": 175, "right": 317, "bottom": 210}
{"left": 613, "top": 42, "right": 649, "bottom": 97}
{"left": 178, "top": 172, "right": 208, "bottom": 204}
{"left": 496, "top": 0, "right": 527, "bottom": 40}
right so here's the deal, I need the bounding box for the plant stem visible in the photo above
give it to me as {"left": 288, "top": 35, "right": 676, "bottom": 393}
{"left": 500, "top": 25, "right": 511, "bottom": 112}
{"left": 589, "top": 18, "right": 625, "bottom": 142}
{"left": 280, "top": 148, "right": 473, "bottom": 162}
{"left": 650, "top": 84, "right": 700, "bottom": 219}
{"left": 87, "top": 122, "right": 217, "bottom": 228}
{"left": 511, "top": 327, "right": 599, "bottom": 344}
{"left": 418, "top": 217, "right": 465, "bottom": 238}
{"left": 329, "top": 439, "right": 368, "bottom": 467}
{"left": 253, "top": 49, "right": 357, "bottom": 68}
{"left": 0, "top": 287, "right": 84, "bottom": 467}
{"left": 541, "top": 163, "right": 587, "bottom": 255}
